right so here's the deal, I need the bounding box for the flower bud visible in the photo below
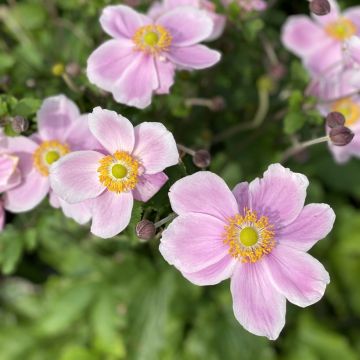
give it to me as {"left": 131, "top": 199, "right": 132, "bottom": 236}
{"left": 326, "top": 112, "right": 345, "bottom": 128}
{"left": 329, "top": 126, "right": 354, "bottom": 146}
{"left": 210, "top": 96, "right": 226, "bottom": 112}
{"left": 51, "top": 63, "right": 65, "bottom": 77}
{"left": 136, "top": 220, "right": 156, "bottom": 241}
{"left": 11, "top": 116, "right": 28, "bottom": 133}
{"left": 66, "top": 62, "right": 81, "bottom": 77}
{"left": 193, "top": 149, "right": 211, "bottom": 168}
{"left": 309, "top": 0, "right": 331, "bottom": 16}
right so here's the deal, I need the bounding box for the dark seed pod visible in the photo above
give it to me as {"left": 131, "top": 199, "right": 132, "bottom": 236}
{"left": 329, "top": 126, "right": 354, "bottom": 146}
{"left": 193, "top": 149, "right": 211, "bottom": 168}
{"left": 326, "top": 112, "right": 345, "bottom": 128}
{"left": 136, "top": 220, "right": 156, "bottom": 241}
{"left": 310, "top": 0, "right": 331, "bottom": 16}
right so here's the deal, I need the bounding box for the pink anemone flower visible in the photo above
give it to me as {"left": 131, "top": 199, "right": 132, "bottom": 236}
{"left": 160, "top": 164, "right": 335, "bottom": 340}
{"left": 50, "top": 107, "right": 179, "bottom": 239}
{"left": 282, "top": 0, "right": 360, "bottom": 75}
{"left": 148, "top": 0, "right": 226, "bottom": 42}
{"left": 4, "top": 95, "right": 98, "bottom": 225}
{"left": 87, "top": 5, "right": 221, "bottom": 109}
{"left": 222, "top": 0, "right": 267, "bottom": 13}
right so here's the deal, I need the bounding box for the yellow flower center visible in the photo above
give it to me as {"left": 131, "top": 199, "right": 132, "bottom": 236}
{"left": 223, "top": 209, "right": 275, "bottom": 263}
{"left": 325, "top": 17, "right": 357, "bottom": 41}
{"left": 332, "top": 98, "right": 360, "bottom": 127}
{"left": 98, "top": 151, "right": 139, "bottom": 193}
{"left": 33, "top": 140, "right": 70, "bottom": 176}
{"left": 133, "top": 24, "right": 172, "bottom": 54}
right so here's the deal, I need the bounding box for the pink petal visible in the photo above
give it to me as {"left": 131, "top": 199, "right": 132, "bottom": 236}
{"left": 90, "top": 190, "right": 133, "bottom": 238}
{"left": 112, "top": 52, "right": 159, "bottom": 109}
{"left": 132, "top": 172, "right": 168, "bottom": 202}
{"left": 265, "top": 245, "right": 330, "bottom": 308}
{"left": 66, "top": 114, "right": 101, "bottom": 151}
{"left": 132, "top": 122, "right": 178, "bottom": 174}
{"left": 87, "top": 39, "right": 134, "bottom": 92}
{"left": 207, "top": 13, "right": 226, "bottom": 42}
{"left": 232, "top": 182, "right": 249, "bottom": 213}
{"left": 154, "top": 58, "right": 176, "bottom": 94}
{"left": 167, "top": 44, "right": 221, "bottom": 69}
{"left": 281, "top": 16, "right": 329, "bottom": 58}
{"left": 277, "top": 204, "right": 335, "bottom": 251}
{"left": 157, "top": 7, "right": 213, "bottom": 47}
{"left": 249, "top": 164, "right": 309, "bottom": 228}
{"left": 344, "top": 7, "right": 360, "bottom": 34}
{"left": 0, "top": 154, "right": 21, "bottom": 192}
{"left": 49, "top": 191, "right": 61, "bottom": 208}
{"left": 0, "top": 203, "right": 4, "bottom": 231}
{"left": 49, "top": 151, "right": 105, "bottom": 204}
{"left": 59, "top": 198, "right": 92, "bottom": 225}
{"left": 181, "top": 255, "right": 236, "bottom": 286}
{"left": 37, "top": 95, "right": 80, "bottom": 142}
{"left": 4, "top": 171, "right": 49, "bottom": 213}
{"left": 100, "top": 5, "right": 150, "bottom": 40}
{"left": 6, "top": 136, "right": 37, "bottom": 175}
{"left": 231, "top": 261, "right": 286, "bottom": 340}
{"left": 159, "top": 212, "right": 230, "bottom": 273}
{"left": 88, "top": 107, "right": 135, "bottom": 154}
{"left": 169, "top": 171, "right": 238, "bottom": 220}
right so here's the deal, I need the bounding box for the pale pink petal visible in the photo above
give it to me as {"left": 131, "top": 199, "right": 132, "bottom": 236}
{"left": 0, "top": 203, "right": 4, "bottom": 230}
{"left": 132, "top": 122, "right": 178, "bottom": 174}
{"left": 169, "top": 171, "right": 238, "bottom": 220}
{"left": 265, "top": 245, "right": 330, "bottom": 308}
{"left": 88, "top": 107, "right": 135, "bottom": 154}
{"left": 90, "top": 190, "right": 133, "bottom": 238}
{"left": 305, "top": 41, "right": 342, "bottom": 75}
{"left": 6, "top": 136, "right": 37, "bottom": 175}
{"left": 100, "top": 5, "right": 150, "bottom": 39}
{"left": 4, "top": 171, "right": 49, "bottom": 212}
{"left": 160, "top": 212, "right": 230, "bottom": 273}
{"left": 347, "top": 36, "right": 360, "bottom": 64}
{"left": 37, "top": 95, "right": 80, "bottom": 142}
{"left": 167, "top": 44, "right": 221, "bottom": 69}
{"left": 312, "top": 0, "right": 340, "bottom": 26}
{"left": 49, "top": 191, "right": 61, "bottom": 208}
{"left": 330, "top": 130, "right": 360, "bottom": 163}
{"left": 87, "top": 39, "right": 134, "bottom": 92}
{"left": 0, "top": 154, "right": 21, "bottom": 192}
{"left": 232, "top": 182, "right": 249, "bottom": 213}
{"left": 154, "top": 59, "right": 176, "bottom": 94}
{"left": 66, "top": 114, "right": 101, "bottom": 151}
{"left": 281, "top": 16, "right": 329, "bottom": 57}
{"left": 59, "top": 198, "right": 92, "bottom": 225}
{"left": 113, "top": 52, "right": 159, "bottom": 109}
{"left": 49, "top": 151, "right": 105, "bottom": 204}
{"left": 344, "top": 7, "right": 360, "bottom": 35}
{"left": 231, "top": 261, "right": 286, "bottom": 340}
{"left": 207, "top": 13, "right": 226, "bottom": 41}
{"left": 132, "top": 172, "right": 168, "bottom": 202}
{"left": 182, "top": 255, "right": 236, "bottom": 286}
{"left": 148, "top": 1, "right": 164, "bottom": 19}
{"left": 249, "top": 164, "right": 309, "bottom": 228}
{"left": 157, "top": 7, "right": 213, "bottom": 47}
{"left": 277, "top": 204, "right": 335, "bottom": 251}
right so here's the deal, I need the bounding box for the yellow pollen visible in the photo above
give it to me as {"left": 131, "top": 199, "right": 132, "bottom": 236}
{"left": 33, "top": 140, "right": 70, "bottom": 176}
{"left": 98, "top": 151, "right": 139, "bottom": 193}
{"left": 223, "top": 209, "right": 275, "bottom": 263}
{"left": 133, "top": 25, "right": 172, "bottom": 54}
{"left": 332, "top": 98, "right": 360, "bottom": 127}
{"left": 325, "top": 17, "right": 357, "bottom": 41}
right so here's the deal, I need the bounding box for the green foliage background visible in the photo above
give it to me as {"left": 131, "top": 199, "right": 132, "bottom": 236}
{"left": 1, "top": 0, "right": 360, "bottom": 359}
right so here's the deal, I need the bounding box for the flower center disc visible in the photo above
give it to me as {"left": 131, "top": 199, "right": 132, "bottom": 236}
{"left": 98, "top": 151, "right": 139, "bottom": 193}
{"left": 332, "top": 98, "right": 360, "bottom": 126}
{"left": 239, "top": 227, "right": 258, "bottom": 247}
{"left": 224, "top": 209, "right": 275, "bottom": 263}
{"left": 326, "top": 18, "right": 357, "bottom": 41}
{"left": 133, "top": 25, "right": 172, "bottom": 54}
{"left": 33, "top": 140, "right": 70, "bottom": 176}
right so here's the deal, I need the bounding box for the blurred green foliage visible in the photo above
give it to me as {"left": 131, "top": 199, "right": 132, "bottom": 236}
{"left": 1, "top": 0, "right": 360, "bottom": 359}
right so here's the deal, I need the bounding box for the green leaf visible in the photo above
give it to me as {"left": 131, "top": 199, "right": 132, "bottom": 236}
{"left": 13, "top": 98, "right": 41, "bottom": 117}
{"left": 284, "top": 112, "right": 306, "bottom": 134}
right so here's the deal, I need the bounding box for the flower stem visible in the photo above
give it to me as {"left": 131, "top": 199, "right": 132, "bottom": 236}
{"left": 154, "top": 213, "right": 177, "bottom": 228}
{"left": 177, "top": 143, "right": 195, "bottom": 156}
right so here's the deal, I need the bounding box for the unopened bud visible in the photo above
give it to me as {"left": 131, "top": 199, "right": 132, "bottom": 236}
{"left": 326, "top": 112, "right": 345, "bottom": 128}
{"left": 210, "top": 96, "right": 226, "bottom": 112}
{"left": 51, "top": 63, "right": 65, "bottom": 77}
{"left": 66, "top": 62, "right": 81, "bottom": 77}
{"left": 11, "top": 116, "right": 28, "bottom": 133}
{"left": 310, "top": 0, "right": 331, "bottom": 16}
{"left": 329, "top": 126, "right": 354, "bottom": 146}
{"left": 136, "top": 220, "right": 156, "bottom": 241}
{"left": 193, "top": 149, "right": 211, "bottom": 168}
